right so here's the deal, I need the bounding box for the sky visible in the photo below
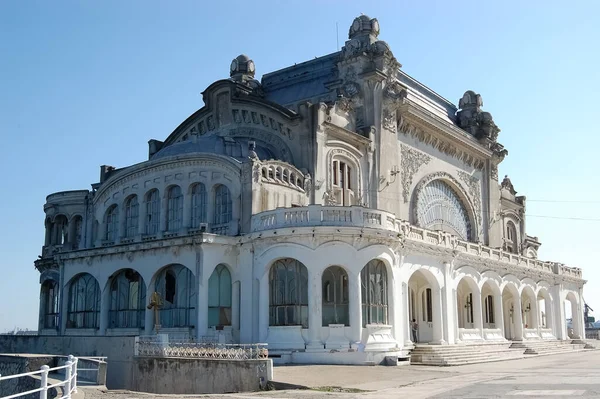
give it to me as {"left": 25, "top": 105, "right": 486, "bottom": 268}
{"left": 0, "top": 0, "right": 599, "bottom": 331}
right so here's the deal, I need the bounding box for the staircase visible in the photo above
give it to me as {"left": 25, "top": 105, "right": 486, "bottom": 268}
{"left": 410, "top": 342, "right": 525, "bottom": 366}
{"left": 509, "top": 339, "right": 587, "bottom": 355}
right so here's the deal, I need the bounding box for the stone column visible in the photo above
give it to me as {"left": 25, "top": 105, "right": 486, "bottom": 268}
{"left": 545, "top": 298, "right": 554, "bottom": 335}
{"left": 494, "top": 293, "right": 505, "bottom": 338}
{"left": 237, "top": 246, "right": 254, "bottom": 343}
{"left": 453, "top": 288, "right": 461, "bottom": 343}
{"left": 403, "top": 282, "right": 412, "bottom": 345}
{"left": 513, "top": 298, "right": 524, "bottom": 341}
{"left": 144, "top": 279, "right": 154, "bottom": 335}
{"left": 182, "top": 190, "right": 192, "bottom": 231}
{"left": 258, "top": 273, "right": 270, "bottom": 342}
{"left": 552, "top": 285, "right": 567, "bottom": 340}
{"left": 431, "top": 289, "right": 445, "bottom": 344}
{"left": 98, "top": 284, "right": 111, "bottom": 335}
{"left": 306, "top": 269, "right": 323, "bottom": 350}
{"left": 474, "top": 288, "right": 484, "bottom": 339}
{"left": 348, "top": 271, "right": 362, "bottom": 347}
{"left": 441, "top": 262, "right": 456, "bottom": 344}
{"left": 195, "top": 251, "right": 207, "bottom": 340}
{"left": 159, "top": 195, "right": 168, "bottom": 236}
{"left": 577, "top": 288, "right": 586, "bottom": 339}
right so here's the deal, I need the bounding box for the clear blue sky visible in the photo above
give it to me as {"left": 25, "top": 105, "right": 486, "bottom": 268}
{"left": 1, "top": 1, "right": 599, "bottom": 331}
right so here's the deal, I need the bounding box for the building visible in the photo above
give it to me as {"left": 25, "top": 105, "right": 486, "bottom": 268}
{"left": 35, "top": 15, "right": 586, "bottom": 365}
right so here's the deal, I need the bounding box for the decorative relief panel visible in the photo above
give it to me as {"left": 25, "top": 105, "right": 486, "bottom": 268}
{"left": 457, "top": 170, "right": 483, "bottom": 237}
{"left": 400, "top": 145, "right": 431, "bottom": 203}
{"left": 398, "top": 115, "right": 485, "bottom": 170}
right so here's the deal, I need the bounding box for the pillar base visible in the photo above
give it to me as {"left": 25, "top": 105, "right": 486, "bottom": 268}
{"left": 428, "top": 339, "right": 447, "bottom": 345}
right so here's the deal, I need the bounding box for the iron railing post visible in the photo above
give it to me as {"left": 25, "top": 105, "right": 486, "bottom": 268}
{"left": 39, "top": 365, "right": 50, "bottom": 399}
{"left": 64, "top": 360, "right": 72, "bottom": 399}
{"left": 68, "top": 355, "right": 77, "bottom": 393}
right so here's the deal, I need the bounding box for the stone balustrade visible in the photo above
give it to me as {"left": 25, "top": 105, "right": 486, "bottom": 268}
{"left": 250, "top": 205, "right": 582, "bottom": 279}
{"left": 257, "top": 160, "right": 306, "bottom": 192}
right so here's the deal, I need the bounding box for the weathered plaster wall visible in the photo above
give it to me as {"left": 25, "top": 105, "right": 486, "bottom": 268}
{"left": 132, "top": 357, "right": 272, "bottom": 394}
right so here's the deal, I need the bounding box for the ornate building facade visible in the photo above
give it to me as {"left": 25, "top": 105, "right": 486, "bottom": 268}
{"left": 35, "top": 15, "right": 585, "bottom": 364}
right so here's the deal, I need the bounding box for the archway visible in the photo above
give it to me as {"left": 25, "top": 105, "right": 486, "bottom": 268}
{"left": 481, "top": 280, "right": 504, "bottom": 340}
{"left": 407, "top": 269, "right": 441, "bottom": 343}
{"left": 152, "top": 264, "right": 196, "bottom": 329}
{"left": 107, "top": 269, "right": 146, "bottom": 329}
{"left": 67, "top": 273, "right": 100, "bottom": 329}
{"left": 565, "top": 292, "right": 582, "bottom": 339}
{"left": 269, "top": 258, "right": 308, "bottom": 328}
{"left": 537, "top": 288, "right": 554, "bottom": 338}
{"left": 521, "top": 286, "right": 538, "bottom": 337}
{"left": 456, "top": 276, "right": 482, "bottom": 340}
{"left": 322, "top": 266, "right": 349, "bottom": 326}
{"left": 502, "top": 284, "right": 523, "bottom": 340}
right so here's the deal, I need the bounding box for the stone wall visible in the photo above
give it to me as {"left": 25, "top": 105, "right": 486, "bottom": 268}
{"left": 0, "top": 355, "right": 57, "bottom": 399}
{"left": 132, "top": 357, "right": 272, "bottom": 394}
{"left": 0, "top": 335, "right": 134, "bottom": 389}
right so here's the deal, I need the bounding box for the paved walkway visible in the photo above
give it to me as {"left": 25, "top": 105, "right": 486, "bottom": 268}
{"left": 80, "top": 350, "right": 600, "bottom": 398}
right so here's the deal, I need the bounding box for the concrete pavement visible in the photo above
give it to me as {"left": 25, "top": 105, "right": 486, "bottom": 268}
{"left": 80, "top": 350, "right": 600, "bottom": 398}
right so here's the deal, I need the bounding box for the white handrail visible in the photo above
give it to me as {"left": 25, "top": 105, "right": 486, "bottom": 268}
{"left": 0, "top": 356, "right": 79, "bottom": 399}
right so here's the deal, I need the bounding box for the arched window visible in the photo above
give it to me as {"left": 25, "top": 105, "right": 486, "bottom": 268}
{"left": 190, "top": 183, "right": 207, "bottom": 229}
{"left": 154, "top": 265, "right": 196, "bottom": 328}
{"left": 67, "top": 273, "right": 100, "bottom": 329}
{"left": 108, "top": 269, "right": 146, "bottom": 329}
{"left": 269, "top": 258, "right": 308, "bottom": 327}
{"left": 212, "top": 185, "right": 232, "bottom": 234}
{"left": 124, "top": 196, "right": 139, "bottom": 238}
{"left": 166, "top": 186, "right": 183, "bottom": 231}
{"left": 505, "top": 221, "right": 518, "bottom": 253}
{"left": 331, "top": 159, "right": 355, "bottom": 206}
{"left": 322, "top": 266, "right": 349, "bottom": 326}
{"left": 421, "top": 288, "right": 432, "bottom": 323}
{"left": 145, "top": 189, "right": 160, "bottom": 235}
{"left": 484, "top": 295, "right": 495, "bottom": 324}
{"left": 465, "top": 293, "right": 474, "bottom": 324}
{"left": 415, "top": 179, "right": 472, "bottom": 241}
{"left": 71, "top": 216, "right": 83, "bottom": 250}
{"left": 41, "top": 280, "right": 59, "bottom": 329}
{"left": 208, "top": 264, "right": 232, "bottom": 327}
{"left": 54, "top": 215, "right": 68, "bottom": 245}
{"left": 104, "top": 205, "right": 119, "bottom": 241}
{"left": 360, "top": 259, "right": 388, "bottom": 326}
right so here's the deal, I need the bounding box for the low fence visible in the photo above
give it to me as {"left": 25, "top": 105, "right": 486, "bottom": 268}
{"left": 0, "top": 355, "right": 77, "bottom": 399}
{"left": 134, "top": 335, "right": 268, "bottom": 360}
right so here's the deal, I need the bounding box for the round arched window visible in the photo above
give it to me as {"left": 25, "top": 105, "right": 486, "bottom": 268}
{"left": 415, "top": 180, "right": 472, "bottom": 240}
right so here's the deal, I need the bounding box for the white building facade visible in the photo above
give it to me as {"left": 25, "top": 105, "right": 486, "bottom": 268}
{"left": 35, "top": 16, "right": 586, "bottom": 364}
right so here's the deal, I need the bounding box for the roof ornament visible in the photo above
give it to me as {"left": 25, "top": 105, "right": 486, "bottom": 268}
{"left": 230, "top": 54, "right": 263, "bottom": 95}
{"left": 500, "top": 175, "right": 517, "bottom": 195}
{"left": 457, "top": 90, "right": 500, "bottom": 144}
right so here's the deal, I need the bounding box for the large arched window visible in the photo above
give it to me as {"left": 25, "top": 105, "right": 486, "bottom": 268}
{"left": 360, "top": 259, "right": 388, "bottom": 326}
{"left": 269, "top": 258, "right": 309, "bottom": 327}
{"left": 108, "top": 269, "right": 146, "bottom": 329}
{"left": 415, "top": 179, "right": 472, "bottom": 241}
{"left": 208, "top": 264, "right": 232, "bottom": 327}
{"left": 322, "top": 266, "right": 349, "bottom": 326}
{"left": 124, "top": 195, "right": 139, "bottom": 238}
{"left": 212, "top": 185, "right": 232, "bottom": 234}
{"left": 104, "top": 205, "right": 119, "bottom": 241}
{"left": 145, "top": 189, "right": 160, "bottom": 235}
{"left": 166, "top": 186, "right": 183, "bottom": 231}
{"left": 67, "top": 273, "right": 100, "bottom": 329}
{"left": 190, "top": 183, "right": 207, "bottom": 229}
{"left": 154, "top": 265, "right": 195, "bottom": 328}
{"left": 40, "top": 280, "right": 59, "bottom": 329}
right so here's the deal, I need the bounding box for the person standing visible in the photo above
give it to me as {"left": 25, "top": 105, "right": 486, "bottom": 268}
{"left": 411, "top": 319, "right": 419, "bottom": 343}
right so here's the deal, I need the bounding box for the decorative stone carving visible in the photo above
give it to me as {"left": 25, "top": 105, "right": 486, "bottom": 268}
{"left": 397, "top": 115, "right": 486, "bottom": 170}
{"left": 323, "top": 189, "right": 337, "bottom": 205}
{"left": 303, "top": 173, "right": 313, "bottom": 194}
{"left": 382, "top": 108, "right": 396, "bottom": 133}
{"left": 400, "top": 145, "right": 431, "bottom": 203}
{"left": 457, "top": 170, "right": 483, "bottom": 239}
{"left": 490, "top": 165, "right": 498, "bottom": 181}
{"left": 501, "top": 175, "right": 517, "bottom": 195}
{"left": 457, "top": 91, "right": 500, "bottom": 143}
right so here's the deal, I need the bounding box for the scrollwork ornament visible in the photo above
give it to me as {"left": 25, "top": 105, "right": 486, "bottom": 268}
{"left": 400, "top": 145, "right": 431, "bottom": 202}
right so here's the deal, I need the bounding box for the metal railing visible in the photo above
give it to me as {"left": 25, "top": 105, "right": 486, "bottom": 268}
{"left": 0, "top": 355, "right": 78, "bottom": 399}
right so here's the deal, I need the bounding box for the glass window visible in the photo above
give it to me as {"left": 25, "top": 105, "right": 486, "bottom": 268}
{"left": 269, "top": 258, "right": 308, "bottom": 327}
{"left": 208, "top": 264, "right": 232, "bottom": 327}
{"left": 190, "top": 183, "right": 207, "bottom": 229}
{"left": 361, "top": 259, "right": 388, "bottom": 326}
{"left": 41, "top": 280, "right": 59, "bottom": 329}
{"left": 124, "top": 196, "right": 139, "bottom": 238}
{"left": 166, "top": 186, "right": 183, "bottom": 231}
{"left": 212, "top": 185, "right": 232, "bottom": 234}
{"left": 322, "top": 266, "right": 349, "bottom": 326}
{"left": 145, "top": 190, "right": 160, "bottom": 235}
{"left": 154, "top": 265, "right": 196, "bottom": 328}
{"left": 67, "top": 274, "right": 100, "bottom": 329}
{"left": 108, "top": 269, "right": 146, "bottom": 329}
{"left": 105, "top": 206, "right": 119, "bottom": 241}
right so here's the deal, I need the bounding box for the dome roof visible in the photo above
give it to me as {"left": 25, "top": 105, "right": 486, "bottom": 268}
{"left": 152, "top": 134, "right": 274, "bottom": 161}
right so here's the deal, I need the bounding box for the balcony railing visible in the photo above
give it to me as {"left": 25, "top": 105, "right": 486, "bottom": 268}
{"left": 250, "top": 205, "right": 582, "bottom": 279}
